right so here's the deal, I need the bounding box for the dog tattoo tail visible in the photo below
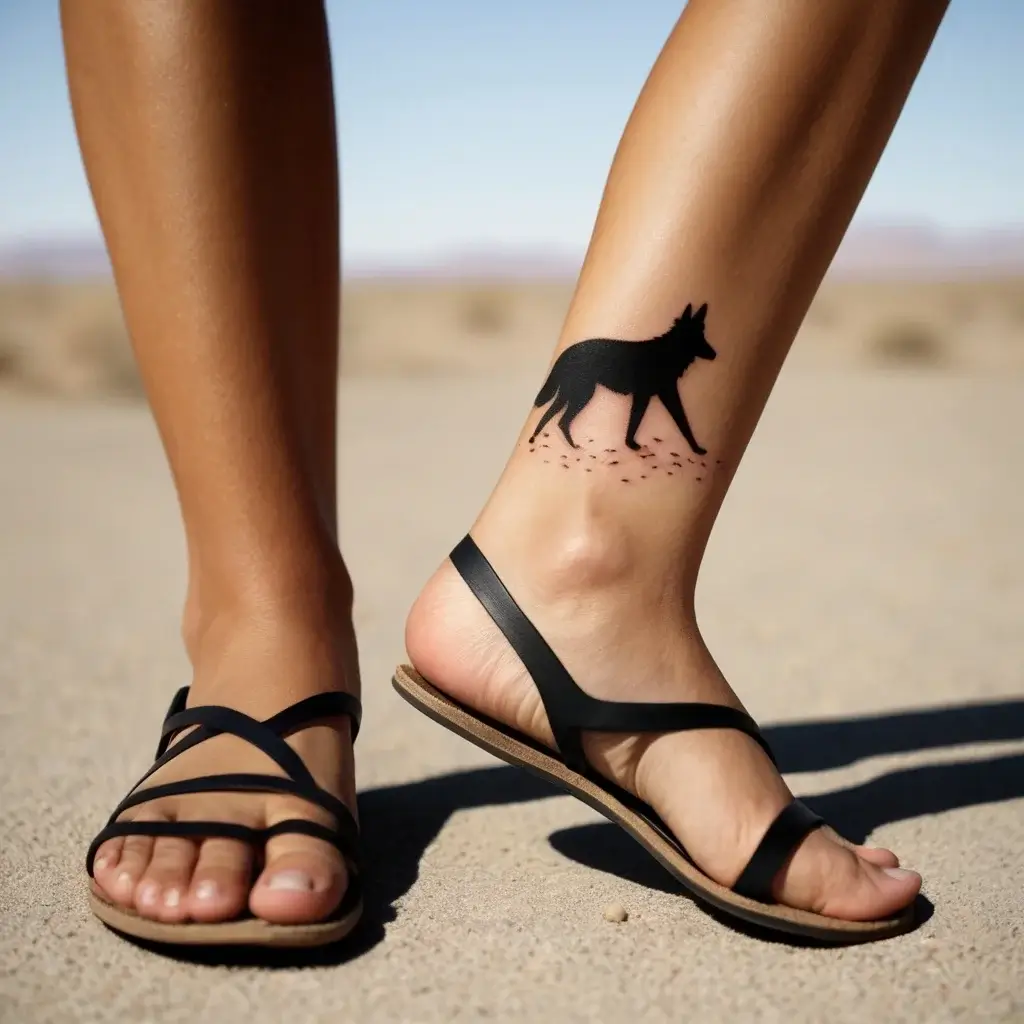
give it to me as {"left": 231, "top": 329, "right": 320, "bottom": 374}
{"left": 533, "top": 373, "right": 559, "bottom": 410}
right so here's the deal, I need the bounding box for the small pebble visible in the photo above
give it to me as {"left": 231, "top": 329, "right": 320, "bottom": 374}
{"left": 603, "top": 902, "right": 628, "bottom": 923}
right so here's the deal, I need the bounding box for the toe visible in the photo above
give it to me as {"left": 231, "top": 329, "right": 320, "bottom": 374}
{"left": 186, "top": 837, "right": 254, "bottom": 923}
{"left": 775, "top": 830, "right": 921, "bottom": 921}
{"left": 97, "top": 821, "right": 158, "bottom": 908}
{"left": 91, "top": 838, "right": 124, "bottom": 892}
{"left": 854, "top": 844, "right": 900, "bottom": 869}
{"left": 250, "top": 833, "right": 348, "bottom": 925}
{"left": 134, "top": 836, "right": 198, "bottom": 922}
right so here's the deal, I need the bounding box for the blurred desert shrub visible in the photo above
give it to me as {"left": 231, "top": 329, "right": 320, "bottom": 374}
{"left": 1, "top": 274, "right": 1022, "bottom": 398}
{"left": 0, "top": 279, "right": 141, "bottom": 397}
{"left": 459, "top": 285, "right": 513, "bottom": 336}
{"left": 339, "top": 277, "right": 571, "bottom": 375}
{"left": 871, "top": 320, "right": 946, "bottom": 368}
{"left": 794, "top": 277, "right": 1024, "bottom": 373}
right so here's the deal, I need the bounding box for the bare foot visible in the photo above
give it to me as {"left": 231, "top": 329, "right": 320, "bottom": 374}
{"left": 90, "top": 600, "right": 359, "bottom": 926}
{"left": 406, "top": 534, "right": 920, "bottom": 922}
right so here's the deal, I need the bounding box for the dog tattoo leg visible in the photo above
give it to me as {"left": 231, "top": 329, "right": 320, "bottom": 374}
{"left": 657, "top": 385, "right": 706, "bottom": 456}
{"left": 624, "top": 392, "right": 652, "bottom": 451}
{"left": 529, "top": 396, "right": 565, "bottom": 444}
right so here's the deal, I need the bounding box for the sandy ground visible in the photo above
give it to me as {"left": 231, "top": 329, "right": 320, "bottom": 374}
{"left": 1, "top": 370, "right": 1022, "bottom": 1023}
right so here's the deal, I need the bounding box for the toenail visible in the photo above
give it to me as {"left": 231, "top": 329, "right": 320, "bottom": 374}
{"left": 94, "top": 855, "right": 110, "bottom": 872}
{"left": 195, "top": 880, "right": 219, "bottom": 901}
{"left": 164, "top": 888, "right": 180, "bottom": 908}
{"left": 116, "top": 871, "right": 133, "bottom": 893}
{"left": 266, "top": 870, "right": 314, "bottom": 892}
{"left": 883, "top": 867, "right": 918, "bottom": 881}
{"left": 137, "top": 883, "right": 160, "bottom": 907}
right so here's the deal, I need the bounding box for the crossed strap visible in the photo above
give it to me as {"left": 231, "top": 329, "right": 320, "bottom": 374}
{"left": 449, "top": 535, "right": 824, "bottom": 905}
{"left": 86, "top": 687, "right": 362, "bottom": 879}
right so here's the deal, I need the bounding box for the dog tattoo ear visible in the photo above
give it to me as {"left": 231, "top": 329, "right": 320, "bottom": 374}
{"left": 529, "top": 303, "right": 716, "bottom": 455}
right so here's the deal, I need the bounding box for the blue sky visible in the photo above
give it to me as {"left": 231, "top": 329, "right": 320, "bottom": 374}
{"left": 1, "top": 1, "right": 1022, "bottom": 264}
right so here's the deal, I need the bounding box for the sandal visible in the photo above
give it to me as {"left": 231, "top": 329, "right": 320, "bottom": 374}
{"left": 86, "top": 687, "right": 363, "bottom": 948}
{"left": 394, "top": 535, "right": 916, "bottom": 944}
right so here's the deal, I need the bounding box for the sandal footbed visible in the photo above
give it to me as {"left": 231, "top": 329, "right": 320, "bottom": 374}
{"left": 88, "top": 880, "right": 362, "bottom": 948}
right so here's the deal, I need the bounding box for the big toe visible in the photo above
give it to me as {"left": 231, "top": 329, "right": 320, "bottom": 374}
{"left": 250, "top": 835, "right": 349, "bottom": 925}
{"left": 775, "top": 830, "right": 921, "bottom": 921}
{"left": 853, "top": 843, "right": 900, "bottom": 869}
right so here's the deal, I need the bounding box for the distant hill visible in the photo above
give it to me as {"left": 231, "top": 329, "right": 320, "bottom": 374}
{"left": 829, "top": 225, "right": 1024, "bottom": 278}
{"left": 0, "top": 238, "right": 111, "bottom": 278}
{"left": 2, "top": 224, "right": 1023, "bottom": 280}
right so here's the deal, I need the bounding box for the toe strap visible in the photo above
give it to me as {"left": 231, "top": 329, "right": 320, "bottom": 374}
{"left": 86, "top": 809, "right": 360, "bottom": 878}
{"left": 731, "top": 800, "right": 824, "bottom": 903}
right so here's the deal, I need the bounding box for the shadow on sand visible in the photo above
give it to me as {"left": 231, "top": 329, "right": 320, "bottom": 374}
{"left": 147, "top": 697, "right": 1023, "bottom": 966}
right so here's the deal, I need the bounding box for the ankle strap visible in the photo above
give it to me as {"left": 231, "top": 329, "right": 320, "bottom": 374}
{"left": 449, "top": 535, "right": 773, "bottom": 775}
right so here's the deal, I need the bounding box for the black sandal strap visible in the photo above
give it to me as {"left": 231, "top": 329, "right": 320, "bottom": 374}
{"left": 155, "top": 687, "right": 191, "bottom": 757}
{"left": 450, "top": 535, "right": 589, "bottom": 766}
{"left": 87, "top": 820, "right": 259, "bottom": 874}
{"left": 450, "top": 535, "right": 773, "bottom": 774}
{"left": 107, "top": 772, "right": 355, "bottom": 841}
{"left": 159, "top": 706, "right": 318, "bottom": 788}
{"left": 263, "top": 817, "right": 356, "bottom": 854}
{"left": 152, "top": 691, "right": 361, "bottom": 774}
{"left": 731, "top": 800, "right": 825, "bottom": 902}
{"left": 262, "top": 691, "right": 363, "bottom": 742}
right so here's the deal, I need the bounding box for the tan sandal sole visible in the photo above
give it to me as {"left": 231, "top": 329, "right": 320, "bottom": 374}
{"left": 88, "top": 882, "right": 362, "bottom": 948}
{"left": 393, "top": 664, "right": 916, "bottom": 944}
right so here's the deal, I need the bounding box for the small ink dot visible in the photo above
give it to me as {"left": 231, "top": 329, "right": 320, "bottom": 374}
{"left": 651, "top": 465, "right": 657, "bottom": 469}
{"left": 585, "top": 468, "right": 592, "bottom": 472}
{"left": 688, "top": 458, "right": 694, "bottom": 463}
{"left": 640, "top": 475, "right": 647, "bottom": 479}
{"left": 576, "top": 458, "right": 581, "bottom": 462}
{"left": 560, "top": 454, "right": 567, "bottom": 459}
{"left": 589, "top": 455, "right": 597, "bottom": 459}
{"left": 561, "top": 464, "right": 569, "bottom": 469}
{"left": 653, "top": 437, "right": 663, "bottom": 443}
{"left": 670, "top": 452, "right": 680, "bottom": 457}
{"left": 543, "top": 460, "right": 550, "bottom": 463}
{"left": 621, "top": 478, "right": 630, "bottom": 483}
{"left": 696, "top": 477, "right": 702, "bottom": 481}
{"left": 609, "top": 461, "right": 619, "bottom": 465}
{"left": 542, "top": 432, "right": 549, "bottom": 437}
{"left": 701, "top": 462, "right": 707, "bottom": 467}
{"left": 667, "top": 472, "right": 673, "bottom": 476}
{"left": 542, "top": 444, "right": 550, "bottom": 448}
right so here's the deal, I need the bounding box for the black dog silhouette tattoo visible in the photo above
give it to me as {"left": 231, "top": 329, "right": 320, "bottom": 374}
{"left": 529, "top": 302, "right": 716, "bottom": 454}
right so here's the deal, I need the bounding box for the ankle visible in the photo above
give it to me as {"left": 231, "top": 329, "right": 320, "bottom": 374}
{"left": 475, "top": 498, "right": 698, "bottom": 616}
{"left": 183, "top": 550, "right": 355, "bottom": 680}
